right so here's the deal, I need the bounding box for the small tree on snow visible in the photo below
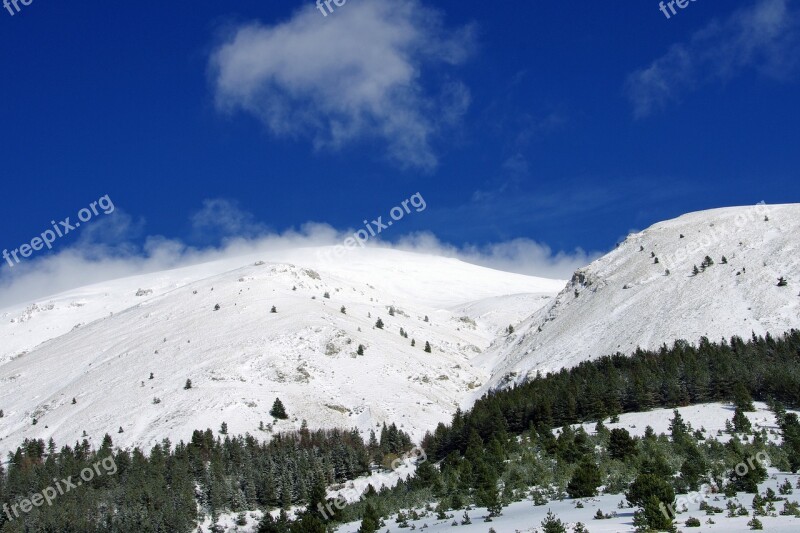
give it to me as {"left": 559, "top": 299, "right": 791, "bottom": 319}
{"left": 357, "top": 344, "right": 365, "bottom": 356}
{"left": 375, "top": 318, "right": 384, "bottom": 329}
{"left": 270, "top": 398, "right": 288, "bottom": 419}
{"left": 271, "top": 306, "right": 277, "bottom": 313}
{"left": 778, "top": 277, "right": 788, "bottom": 287}
{"left": 424, "top": 341, "right": 432, "bottom": 353}
{"left": 340, "top": 306, "right": 346, "bottom": 314}
{"left": 184, "top": 379, "right": 192, "bottom": 390}
{"left": 540, "top": 510, "right": 566, "bottom": 533}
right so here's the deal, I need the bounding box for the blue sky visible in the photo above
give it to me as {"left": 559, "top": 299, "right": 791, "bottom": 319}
{"left": 1, "top": 0, "right": 798, "bottom": 299}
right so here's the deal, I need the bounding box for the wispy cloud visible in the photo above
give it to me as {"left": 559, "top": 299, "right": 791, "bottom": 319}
{"left": 209, "top": 0, "right": 475, "bottom": 170}
{"left": 627, "top": 0, "right": 800, "bottom": 118}
{"left": 190, "top": 198, "right": 269, "bottom": 241}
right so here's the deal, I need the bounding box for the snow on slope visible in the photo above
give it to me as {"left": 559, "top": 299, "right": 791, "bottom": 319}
{"left": 0, "top": 247, "right": 564, "bottom": 456}
{"left": 485, "top": 203, "right": 800, "bottom": 389}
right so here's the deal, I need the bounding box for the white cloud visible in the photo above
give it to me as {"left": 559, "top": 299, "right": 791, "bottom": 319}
{"left": 190, "top": 198, "right": 269, "bottom": 239}
{"left": 627, "top": 0, "right": 799, "bottom": 118}
{"left": 209, "top": 0, "right": 474, "bottom": 170}
{"left": 0, "top": 200, "right": 592, "bottom": 307}
{"left": 395, "top": 232, "right": 597, "bottom": 280}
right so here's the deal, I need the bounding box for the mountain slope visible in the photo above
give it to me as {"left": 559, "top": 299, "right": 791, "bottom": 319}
{"left": 483, "top": 203, "right": 800, "bottom": 390}
{"left": 0, "top": 247, "right": 563, "bottom": 456}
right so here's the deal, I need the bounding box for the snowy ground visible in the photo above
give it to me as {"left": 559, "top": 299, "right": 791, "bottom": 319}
{"left": 332, "top": 473, "right": 800, "bottom": 533}
{"left": 565, "top": 401, "right": 795, "bottom": 443}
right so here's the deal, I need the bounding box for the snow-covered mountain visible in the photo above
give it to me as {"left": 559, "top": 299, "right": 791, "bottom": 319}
{"left": 2, "top": 204, "right": 798, "bottom": 457}
{"left": 484, "top": 203, "right": 800, "bottom": 389}
{"left": 0, "top": 247, "right": 563, "bottom": 456}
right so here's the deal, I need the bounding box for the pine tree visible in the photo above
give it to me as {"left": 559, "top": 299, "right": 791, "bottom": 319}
{"left": 733, "top": 382, "right": 755, "bottom": 411}
{"left": 778, "top": 277, "right": 788, "bottom": 287}
{"left": 184, "top": 379, "right": 192, "bottom": 390}
{"left": 692, "top": 265, "right": 700, "bottom": 276}
{"left": 424, "top": 341, "right": 432, "bottom": 353}
{"left": 411, "top": 339, "right": 416, "bottom": 347}
{"left": 733, "top": 407, "right": 752, "bottom": 433}
{"left": 567, "top": 457, "right": 601, "bottom": 498}
{"left": 357, "top": 344, "right": 364, "bottom": 356}
{"left": 540, "top": 510, "right": 567, "bottom": 533}
{"left": 608, "top": 428, "right": 637, "bottom": 460}
{"left": 375, "top": 318, "right": 384, "bottom": 329}
{"left": 323, "top": 292, "right": 330, "bottom": 299}
{"left": 627, "top": 473, "right": 675, "bottom": 531}
{"left": 270, "top": 398, "right": 288, "bottom": 420}
{"left": 358, "top": 504, "right": 380, "bottom": 533}
{"left": 220, "top": 422, "right": 228, "bottom": 435}
{"left": 388, "top": 306, "right": 396, "bottom": 316}
{"left": 340, "top": 306, "right": 346, "bottom": 314}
